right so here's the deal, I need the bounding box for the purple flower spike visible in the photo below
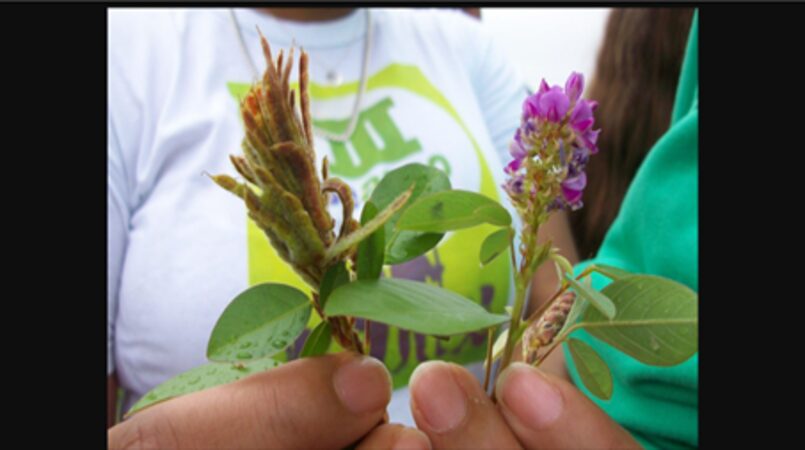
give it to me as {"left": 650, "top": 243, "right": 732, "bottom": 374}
{"left": 537, "top": 87, "right": 570, "bottom": 122}
{"left": 505, "top": 158, "right": 522, "bottom": 174}
{"left": 561, "top": 171, "right": 587, "bottom": 204}
{"left": 565, "top": 72, "right": 584, "bottom": 103}
{"left": 509, "top": 139, "right": 528, "bottom": 160}
{"left": 569, "top": 99, "right": 595, "bottom": 133}
{"left": 523, "top": 94, "right": 539, "bottom": 119}
{"left": 505, "top": 71, "right": 599, "bottom": 216}
{"left": 504, "top": 174, "right": 525, "bottom": 196}
{"left": 578, "top": 128, "right": 601, "bottom": 154}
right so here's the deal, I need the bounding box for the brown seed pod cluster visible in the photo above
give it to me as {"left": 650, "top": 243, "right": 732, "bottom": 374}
{"left": 210, "top": 33, "right": 374, "bottom": 353}
{"left": 211, "top": 32, "right": 359, "bottom": 289}
{"left": 522, "top": 290, "right": 576, "bottom": 363}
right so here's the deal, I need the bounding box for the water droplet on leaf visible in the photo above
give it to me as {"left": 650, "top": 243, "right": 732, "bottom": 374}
{"left": 239, "top": 341, "right": 253, "bottom": 349}
{"left": 649, "top": 336, "right": 660, "bottom": 351}
{"left": 272, "top": 340, "right": 287, "bottom": 349}
{"left": 236, "top": 351, "right": 253, "bottom": 359}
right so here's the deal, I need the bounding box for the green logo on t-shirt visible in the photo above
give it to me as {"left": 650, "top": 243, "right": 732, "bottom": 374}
{"left": 318, "top": 97, "right": 422, "bottom": 178}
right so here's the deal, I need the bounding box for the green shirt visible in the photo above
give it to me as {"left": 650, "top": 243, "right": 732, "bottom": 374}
{"left": 565, "top": 11, "right": 698, "bottom": 450}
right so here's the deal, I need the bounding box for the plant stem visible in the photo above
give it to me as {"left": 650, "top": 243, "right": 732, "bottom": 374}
{"left": 498, "top": 277, "right": 526, "bottom": 381}
{"left": 483, "top": 327, "right": 494, "bottom": 393}
{"left": 364, "top": 320, "right": 372, "bottom": 355}
{"left": 492, "top": 229, "right": 532, "bottom": 395}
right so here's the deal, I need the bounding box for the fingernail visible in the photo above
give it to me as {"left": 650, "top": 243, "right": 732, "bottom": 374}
{"left": 333, "top": 355, "right": 392, "bottom": 415}
{"left": 409, "top": 362, "right": 468, "bottom": 433}
{"left": 392, "top": 429, "right": 432, "bottom": 450}
{"left": 497, "top": 362, "right": 564, "bottom": 430}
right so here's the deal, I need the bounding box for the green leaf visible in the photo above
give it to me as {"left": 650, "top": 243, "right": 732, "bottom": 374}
{"left": 324, "top": 278, "right": 509, "bottom": 335}
{"left": 579, "top": 275, "right": 698, "bottom": 366}
{"left": 567, "top": 338, "right": 613, "bottom": 400}
{"left": 550, "top": 251, "right": 575, "bottom": 277}
{"left": 557, "top": 295, "right": 589, "bottom": 340}
{"left": 385, "top": 232, "right": 444, "bottom": 266}
{"left": 319, "top": 262, "right": 350, "bottom": 309}
{"left": 565, "top": 275, "right": 616, "bottom": 320}
{"left": 480, "top": 228, "right": 512, "bottom": 266}
{"left": 396, "top": 190, "right": 511, "bottom": 232}
{"left": 325, "top": 185, "right": 414, "bottom": 261}
{"left": 207, "top": 284, "right": 311, "bottom": 362}
{"left": 357, "top": 202, "right": 385, "bottom": 280}
{"left": 369, "top": 163, "right": 451, "bottom": 265}
{"left": 300, "top": 321, "right": 333, "bottom": 358}
{"left": 592, "top": 264, "right": 633, "bottom": 281}
{"left": 126, "top": 358, "right": 280, "bottom": 418}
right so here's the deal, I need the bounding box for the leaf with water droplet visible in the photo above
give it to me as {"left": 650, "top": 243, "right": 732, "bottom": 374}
{"left": 126, "top": 358, "right": 281, "bottom": 418}
{"left": 577, "top": 275, "right": 698, "bottom": 366}
{"left": 650, "top": 336, "right": 661, "bottom": 351}
{"left": 207, "top": 283, "right": 311, "bottom": 362}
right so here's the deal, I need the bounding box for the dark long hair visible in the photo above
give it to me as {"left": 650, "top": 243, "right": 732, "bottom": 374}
{"left": 570, "top": 8, "right": 695, "bottom": 260}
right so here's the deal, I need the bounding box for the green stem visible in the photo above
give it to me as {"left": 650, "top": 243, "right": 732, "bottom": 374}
{"left": 498, "top": 279, "right": 527, "bottom": 375}
{"left": 497, "top": 231, "right": 532, "bottom": 385}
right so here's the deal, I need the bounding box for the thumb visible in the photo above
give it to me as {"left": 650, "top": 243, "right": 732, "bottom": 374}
{"left": 110, "top": 352, "right": 392, "bottom": 449}
{"left": 496, "top": 362, "right": 641, "bottom": 449}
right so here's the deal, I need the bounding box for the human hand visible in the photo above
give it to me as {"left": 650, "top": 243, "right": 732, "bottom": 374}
{"left": 108, "top": 352, "right": 428, "bottom": 449}
{"left": 408, "top": 361, "right": 642, "bottom": 449}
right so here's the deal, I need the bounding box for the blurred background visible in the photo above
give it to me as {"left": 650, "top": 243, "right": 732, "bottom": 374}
{"left": 476, "top": 8, "right": 610, "bottom": 91}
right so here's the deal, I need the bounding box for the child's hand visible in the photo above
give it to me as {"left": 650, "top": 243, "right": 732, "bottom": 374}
{"left": 409, "top": 361, "right": 642, "bottom": 449}
{"left": 109, "top": 353, "right": 397, "bottom": 449}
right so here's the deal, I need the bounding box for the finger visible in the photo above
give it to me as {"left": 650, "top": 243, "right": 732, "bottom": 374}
{"left": 109, "top": 352, "right": 392, "bottom": 449}
{"left": 409, "top": 361, "right": 522, "bottom": 449}
{"left": 356, "top": 423, "right": 432, "bottom": 450}
{"left": 496, "top": 362, "right": 641, "bottom": 449}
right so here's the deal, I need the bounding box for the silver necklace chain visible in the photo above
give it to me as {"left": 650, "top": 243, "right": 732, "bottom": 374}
{"left": 269, "top": 20, "right": 354, "bottom": 87}
{"left": 229, "top": 8, "right": 372, "bottom": 143}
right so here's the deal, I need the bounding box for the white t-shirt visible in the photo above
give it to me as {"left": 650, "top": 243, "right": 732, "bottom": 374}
{"left": 108, "top": 7, "right": 525, "bottom": 424}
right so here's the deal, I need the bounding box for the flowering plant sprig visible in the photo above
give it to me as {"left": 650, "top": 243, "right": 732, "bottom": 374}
{"left": 496, "top": 73, "right": 601, "bottom": 378}
{"left": 126, "top": 38, "right": 698, "bottom": 418}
